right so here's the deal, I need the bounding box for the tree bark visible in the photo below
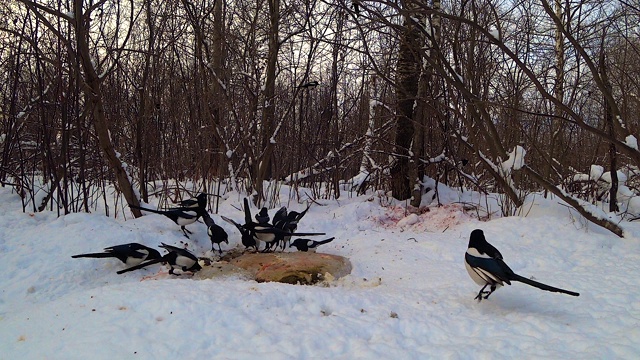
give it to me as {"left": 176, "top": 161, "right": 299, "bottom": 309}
{"left": 73, "top": 0, "right": 142, "bottom": 216}
{"left": 391, "top": 7, "right": 421, "bottom": 200}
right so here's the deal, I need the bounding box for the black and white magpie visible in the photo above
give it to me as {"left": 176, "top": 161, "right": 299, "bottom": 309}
{"left": 272, "top": 206, "right": 288, "bottom": 225}
{"left": 129, "top": 204, "right": 204, "bottom": 238}
{"left": 117, "top": 243, "right": 202, "bottom": 276}
{"left": 176, "top": 193, "right": 208, "bottom": 209}
{"left": 221, "top": 215, "right": 257, "bottom": 251}
{"left": 298, "top": 80, "right": 319, "bottom": 88}
{"left": 202, "top": 213, "right": 229, "bottom": 254}
{"left": 270, "top": 203, "right": 311, "bottom": 249}
{"left": 72, "top": 243, "right": 162, "bottom": 267}
{"left": 465, "top": 229, "right": 580, "bottom": 301}
{"left": 289, "top": 237, "right": 335, "bottom": 252}
{"left": 255, "top": 207, "right": 270, "bottom": 224}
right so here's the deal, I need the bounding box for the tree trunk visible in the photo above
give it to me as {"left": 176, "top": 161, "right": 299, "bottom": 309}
{"left": 74, "top": 0, "right": 142, "bottom": 217}
{"left": 254, "top": 0, "right": 280, "bottom": 205}
{"left": 391, "top": 8, "right": 421, "bottom": 200}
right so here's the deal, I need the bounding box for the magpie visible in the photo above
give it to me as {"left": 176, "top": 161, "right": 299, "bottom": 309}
{"left": 221, "top": 215, "right": 257, "bottom": 251}
{"left": 272, "top": 206, "right": 288, "bottom": 225}
{"left": 176, "top": 193, "right": 208, "bottom": 209}
{"left": 72, "top": 243, "right": 161, "bottom": 267}
{"left": 202, "top": 213, "right": 229, "bottom": 254}
{"left": 298, "top": 81, "right": 319, "bottom": 88}
{"left": 465, "top": 229, "right": 580, "bottom": 301}
{"left": 255, "top": 207, "right": 270, "bottom": 224}
{"left": 129, "top": 204, "right": 204, "bottom": 238}
{"left": 283, "top": 203, "right": 311, "bottom": 233}
{"left": 290, "top": 237, "right": 335, "bottom": 252}
{"left": 117, "top": 243, "right": 202, "bottom": 276}
{"left": 278, "top": 203, "right": 311, "bottom": 250}
{"left": 227, "top": 199, "right": 325, "bottom": 252}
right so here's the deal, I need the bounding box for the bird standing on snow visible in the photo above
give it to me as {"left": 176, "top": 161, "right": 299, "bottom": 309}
{"left": 465, "top": 229, "right": 580, "bottom": 301}
{"left": 202, "top": 213, "right": 229, "bottom": 254}
{"left": 176, "top": 193, "right": 208, "bottom": 209}
{"left": 290, "top": 237, "right": 335, "bottom": 252}
{"left": 117, "top": 243, "right": 202, "bottom": 276}
{"left": 128, "top": 204, "right": 205, "bottom": 238}
{"left": 72, "top": 243, "right": 161, "bottom": 267}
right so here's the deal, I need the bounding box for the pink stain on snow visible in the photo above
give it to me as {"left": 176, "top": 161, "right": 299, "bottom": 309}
{"left": 372, "top": 204, "right": 471, "bottom": 231}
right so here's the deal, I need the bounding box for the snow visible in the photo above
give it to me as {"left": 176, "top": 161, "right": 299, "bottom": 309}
{"left": 488, "top": 27, "right": 500, "bottom": 40}
{"left": 626, "top": 135, "right": 638, "bottom": 150}
{"left": 1, "top": 186, "right": 640, "bottom": 358}
{"left": 502, "top": 146, "right": 526, "bottom": 171}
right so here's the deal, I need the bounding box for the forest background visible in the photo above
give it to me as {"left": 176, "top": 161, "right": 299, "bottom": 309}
{"left": 1, "top": 0, "right": 639, "bottom": 237}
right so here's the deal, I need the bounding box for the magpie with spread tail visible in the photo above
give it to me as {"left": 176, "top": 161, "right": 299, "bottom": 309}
{"left": 290, "top": 237, "right": 334, "bottom": 252}
{"left": 202, "top": 213, "right": 229, "bottom": 254}
{"left": 129, "top": 204, "right": 205, "bottom": 238}
{"left": 117, "top": 243, "right": 202, "bottom": 276}
{"left": 72, "top": 243, "right": 161, "bottom": 267}
{"left": 465, "top": 229, "right": 580, "bottom": 301}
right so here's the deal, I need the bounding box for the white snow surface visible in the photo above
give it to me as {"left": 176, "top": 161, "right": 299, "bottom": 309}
{"left": 1, "top": 186, "right": 640, "bottom": 359}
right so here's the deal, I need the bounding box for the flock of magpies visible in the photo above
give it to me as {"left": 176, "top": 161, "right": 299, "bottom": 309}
{"left": 72, "top": 194, "right": 334, "bottom": 277}
{"left": 72, "top": 194, "right": 581, "bottom": 302}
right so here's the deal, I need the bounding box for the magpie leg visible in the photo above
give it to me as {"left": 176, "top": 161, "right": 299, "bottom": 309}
{"left": 475, "top": 284, "right": 489, "bottom": 301}
{"left": 483, "top": 285, "right": 497, "bottom": 300}
{"left": 181, "top": 227, "right": 191, "bottom": 238}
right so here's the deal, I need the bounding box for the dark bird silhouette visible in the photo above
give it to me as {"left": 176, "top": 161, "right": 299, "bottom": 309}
{"left": 465, "top": 229, "right": 580, "bottom": 301}
{"left": 221, "top": 215, "right": 257, "bottom": 251}
{"left": 255, "top": 207, "right": 270, "bottom": 224}
{"left": 176, "top": 193, "right": 208, "bottom": 209}
{"left": 72, "top": 243, "right": 161, "bottom": 267}
{"left": 202, "top": 213, "right": 229, "bottom": 254}
{"left": 273, "top": 203, "right": 311, "bottom": 249}
{"left": 129, "top": 204, "right": 204, "bottom": 238}
{"left": 272, "top": 206, "right": 288, "bottom": 225}
{"left": 117, "top": 243, "right": 202, "bottom": 276}
{"left": 290, "top": 237, "right": 335, "bottom": 252}
{"left": 225, "top": 199, "right": 324, "bottom": 252}
{"left": 298, "top": 80, "right": 319, "bottom": 88}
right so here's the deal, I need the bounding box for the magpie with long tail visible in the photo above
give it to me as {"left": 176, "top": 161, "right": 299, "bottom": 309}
{"left": 465, "top": 229, "right": 580, "bottom": 301}
{"left": 231, "top": 198, "right": 325, "bottom": 252}
{"left": 279, "top": 202, "right": 312, "bottom": 249}
{"left": 289, "top": 237, "right": 335, "bottom": 252}
{"left": 72, "top": 243, "right": 161, "bottom": 267}
{"left": 221, "top": 215, "right": 257, "bottom": 251}
{"left": 175, "top": 193, "right": 208, "bottom": 209}
{"left": 251, "top": 221, "right": 326, "bottom": 252}
{"left": 117, "top": 243, "right": 202, "bottom": 276}
{"left": 202, "top": 213, "right": 229, "bottom": 254}
{"left": 129, "top": 204, "right": 204, "bottom": 238}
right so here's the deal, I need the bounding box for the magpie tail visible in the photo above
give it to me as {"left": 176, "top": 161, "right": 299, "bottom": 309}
{"left": 71, "top": 252, "right": 113, "bottom": 259}
{"left": 511, "top": 273, "right": 580, "bottom": 296}
{"left": 128, "top": 204, "right": 163, "bottom": 214}
{"left": 117, "top": 257, "right": 165, "bottom": 275}
{"left": 316, "top": 237, "right": 335, "bottom": 245}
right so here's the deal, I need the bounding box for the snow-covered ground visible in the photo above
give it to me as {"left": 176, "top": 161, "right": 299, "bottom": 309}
{"left": 1, "top": 186, "right": 639, "bottom": 359}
